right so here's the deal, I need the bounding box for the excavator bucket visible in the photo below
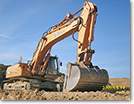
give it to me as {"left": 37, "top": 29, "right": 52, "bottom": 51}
{"left": 63, "top": 62, "right": 109, "bottom": 92}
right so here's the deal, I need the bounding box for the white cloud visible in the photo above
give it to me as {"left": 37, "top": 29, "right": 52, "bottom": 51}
{"left": 0, "top": 52, "right": 32, "bottom": 65}
{"left": 0, "top": 34, "right": 12, "bottom": 39}
{"left": 0, "top": 53, "right": 20, "bottom": 65}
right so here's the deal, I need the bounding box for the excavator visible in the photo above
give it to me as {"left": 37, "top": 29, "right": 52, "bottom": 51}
{"left": 1, "top": 1, "right": 109, "bottom": 92}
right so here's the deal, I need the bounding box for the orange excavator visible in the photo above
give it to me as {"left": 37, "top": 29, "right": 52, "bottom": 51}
{"left": 1, "top": 1, "right": 109, "bottom": 92}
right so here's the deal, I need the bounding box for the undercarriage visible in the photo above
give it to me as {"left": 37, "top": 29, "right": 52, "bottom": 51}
{"left": 1, "top": 77, "right": 63, "bottom": 92}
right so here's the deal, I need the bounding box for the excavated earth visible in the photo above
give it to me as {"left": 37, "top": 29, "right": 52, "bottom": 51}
{"left": 0, "top": 76, "right": 130, "bottom": 100}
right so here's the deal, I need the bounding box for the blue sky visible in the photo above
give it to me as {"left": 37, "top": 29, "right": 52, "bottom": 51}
{"left": 0, "top": 0, "right": 130, "bottom": 78}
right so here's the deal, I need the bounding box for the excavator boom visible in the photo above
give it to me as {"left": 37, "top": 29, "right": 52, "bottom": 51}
{"left": 30, "top": 1, "right": 98, "bottom": 75}
{"left": 30, "top": 16, "right": 81, "bottom": 75}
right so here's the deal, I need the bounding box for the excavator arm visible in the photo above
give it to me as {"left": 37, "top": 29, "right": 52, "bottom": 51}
{"left": 30, "top": 1, "right": 98, "bottom": 76}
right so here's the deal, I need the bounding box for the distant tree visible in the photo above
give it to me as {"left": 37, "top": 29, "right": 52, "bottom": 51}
{"left": 58, "top": 72, "right": 65, "bottom": 76}
{"left": 0, "top": 64, "right": 10, "bottom": 84}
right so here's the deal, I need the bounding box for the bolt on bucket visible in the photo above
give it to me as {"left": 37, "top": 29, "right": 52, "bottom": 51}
{"left": 63, "top": 62, "right": 109, "bottom": 92}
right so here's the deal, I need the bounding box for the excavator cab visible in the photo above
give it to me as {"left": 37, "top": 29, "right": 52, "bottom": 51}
{"left": 41, "top": 56, "right": 61, "bottom": 79}
{"left": 44, "top": 56, "right": 59, "bottom": 76}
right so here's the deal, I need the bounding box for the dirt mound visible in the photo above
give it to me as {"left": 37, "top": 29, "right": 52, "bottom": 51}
{"left": 0, "top": 89, "right": 130, "bottom": 100}
{"left": 0, "top": 77, "right": 130, "bottom": 100}
{"left": 109, "top": 78, "right": 130, "bottom": 87}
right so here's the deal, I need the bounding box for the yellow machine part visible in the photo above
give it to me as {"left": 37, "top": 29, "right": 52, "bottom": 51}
{"left": 6, "top": 63, "right": 31, "bottom": 79}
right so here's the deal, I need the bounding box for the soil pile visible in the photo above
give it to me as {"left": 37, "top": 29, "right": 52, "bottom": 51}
{"left": 0, "top": 89, "right": 130, "bottom": 100}
{"left": 0, "top": 77, "right": 130, "bottom": 100}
